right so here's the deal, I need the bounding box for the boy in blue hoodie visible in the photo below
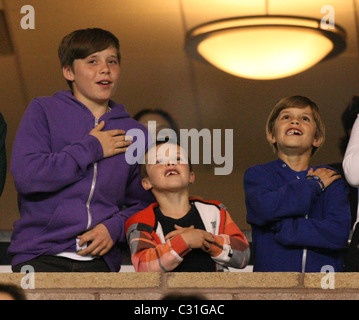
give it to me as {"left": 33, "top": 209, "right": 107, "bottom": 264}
{"left": 9, "top": 28, "right": 153, "bottom": 272}
{"left": 244, "top": 95, "right": 351, "bottom": 272}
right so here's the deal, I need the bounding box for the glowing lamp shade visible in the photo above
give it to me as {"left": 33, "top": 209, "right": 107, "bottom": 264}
{"left": 185, "top": 16, "right": 346, "bottom": 80}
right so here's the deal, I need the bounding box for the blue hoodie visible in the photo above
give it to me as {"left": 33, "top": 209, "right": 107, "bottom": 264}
{"left": 9, "top": 90, "right": 154, "bottom": 271}
{"left": 244, "top": 159, "right": 351, "bottom": 272}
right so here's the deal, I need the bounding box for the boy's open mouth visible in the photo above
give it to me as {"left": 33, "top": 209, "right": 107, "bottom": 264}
{"left": 165, "top": 169, "right": 179, "bottom": 177}
{"left": 97, "top": 80, "right": 112, "bottom": 85}
{"left": 286, "top": 129, "right": 302, "bottom": 136}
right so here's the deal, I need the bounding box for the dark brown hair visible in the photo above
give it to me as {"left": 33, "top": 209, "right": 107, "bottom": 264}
{"left": 133, "top": 109, "right": 180, "bottom": 137}
{"left": 58, "top": 28, "right": 121, "bottom": 89}
{"left": 339, "top": 95, "right": 359, "bottom": 155}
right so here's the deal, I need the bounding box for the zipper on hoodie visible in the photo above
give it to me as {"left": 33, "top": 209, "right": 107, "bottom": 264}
{"left": 301, "top": 214, "right": 309, "bottom": 272}
{"left": 86, "top": 118, "right": 99, "bottom": 230}
{"left": 302, "top": 248, "right": 307, "bottom": 273}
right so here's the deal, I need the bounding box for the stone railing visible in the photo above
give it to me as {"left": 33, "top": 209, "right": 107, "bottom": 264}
{"left": 1, "top": 272, "right": 359, "bottom": 300}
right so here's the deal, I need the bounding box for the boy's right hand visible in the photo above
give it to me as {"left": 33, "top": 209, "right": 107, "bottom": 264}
{"left": 307, "top": 167, "right": 341, "bottom": 189}
{"left": 165, "top": 225, "right": 214, "bottom": 251}
{"left": 89, "top": 121, "right": 132, "bottom": 158}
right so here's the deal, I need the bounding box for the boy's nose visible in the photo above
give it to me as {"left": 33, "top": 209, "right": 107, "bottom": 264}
{"left": 291, "top": 119, "right": 299, "bottom": 125}
{"left": 100, "top": 63, "right": 110, "bottom": 74}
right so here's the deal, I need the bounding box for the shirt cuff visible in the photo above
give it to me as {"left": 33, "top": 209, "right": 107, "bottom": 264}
{"left": 206, "top": 234, "right": 224, "bottom": 257}
{"left": 170, "top": 235, "right": 191, "bottom": 258}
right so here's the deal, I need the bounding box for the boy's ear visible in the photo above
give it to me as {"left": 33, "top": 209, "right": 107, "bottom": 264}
{"left": 266, "top": 131, "right": 276, "bottom": 145}
{"left": 62, "top": 65, "right": 75, "bottom": 82}
{"left": 313, "top": 135, "right": 324, "bottom": 148}
{"left": 141, "top": 178, "right": 153, "bottom": 191}
{"left": 189, "top": 171, "right": 195, "bottom": 185}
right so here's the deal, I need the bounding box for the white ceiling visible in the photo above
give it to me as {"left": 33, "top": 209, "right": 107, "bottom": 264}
{"left": 0, "top": 0, "right": 358, "bottom": 229}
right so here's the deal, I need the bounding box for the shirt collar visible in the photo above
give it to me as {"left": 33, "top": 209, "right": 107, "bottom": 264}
{"left": 276, "top": 158, "right": 311, "bottom": 178}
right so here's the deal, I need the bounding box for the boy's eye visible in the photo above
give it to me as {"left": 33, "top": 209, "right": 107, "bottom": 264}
{"left": 302, "top": 116, "right": 310, "bottom": 121}
{"left": 108, "top": 59, "right": 118, "bottom": 64}
{"left": 156, "top": 157, "right": 167, "bottom": 164}
{"left": 88, "top": 60, "right": 96, "bottom": 64}
{"left": 178, "top": 155, "right": 188, "bottom": 164}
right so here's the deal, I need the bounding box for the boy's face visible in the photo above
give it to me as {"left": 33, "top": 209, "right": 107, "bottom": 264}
{"left": 267, "top": 106, "right": 323, "bottom": 156}
{"left": 62, "top": 46, "right": 120, "bottom": 107}
{"left": 142, "top": 144, "right": 195, "bottom": 193}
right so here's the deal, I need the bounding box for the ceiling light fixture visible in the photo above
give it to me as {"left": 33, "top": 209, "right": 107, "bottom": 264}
{"left": 185, "top": 15, "right": 346, "bottom": 80}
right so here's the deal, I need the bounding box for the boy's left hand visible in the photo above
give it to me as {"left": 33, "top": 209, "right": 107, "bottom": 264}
{"left": 165, "top": 225, "right": 214, "bottom": 251}
{"left": 165, "top": 225, "right": 194, "bottom": 241}
{"left": 307, "top": 167, "right": 341, "bottom": 189}
{"left": 77, "top": 223, "right": 114, "bottom": 256}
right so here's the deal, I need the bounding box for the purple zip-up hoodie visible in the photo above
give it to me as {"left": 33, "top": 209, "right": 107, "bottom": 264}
{"left": 8, "top": 90, "right": 154, "bottom": 271}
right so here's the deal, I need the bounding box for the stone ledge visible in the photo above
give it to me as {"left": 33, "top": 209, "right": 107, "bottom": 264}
{"left": 0, "top": 272, "right": 161, "bottom": 289}
{"left": 166, "top": 272, "right": 301, "bottom": 288}
{"left": 304, "top": 272, "right": 359, "bottom": 289}
{"left": 1, "top": 272, "right": 359, "bottom": 300}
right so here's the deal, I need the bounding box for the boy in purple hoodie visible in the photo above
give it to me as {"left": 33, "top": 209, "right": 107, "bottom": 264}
{"left": 9, "top": 28, "right": 153, "bottom": 272}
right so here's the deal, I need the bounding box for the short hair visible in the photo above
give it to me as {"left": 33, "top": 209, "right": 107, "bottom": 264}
{"left": 58, "top": 28, "right": 121, "bottom": 89}
{"left": 266, "top": 95, "right": 325, "bottom": 155}
{"left": 339, "top": 95, "right": 359, "bottom": 155}
{"left": 133, "top": 108, "right": 180, "bottom": 137}
{"left": 342, "top": 95, "right": 359, "bottom": 134}
{"left": 139, "top": 140, "right": 193, "bottom": 179}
